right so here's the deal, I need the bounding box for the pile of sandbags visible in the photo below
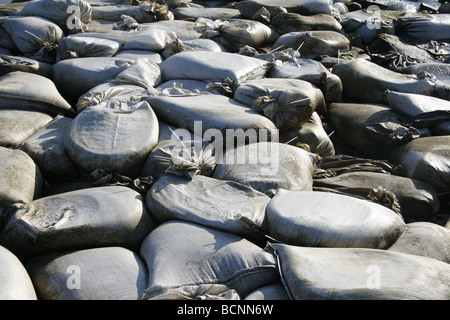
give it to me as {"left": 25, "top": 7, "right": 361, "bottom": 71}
{"left": 0, "top": 0, "right": 449, "bottom": 302}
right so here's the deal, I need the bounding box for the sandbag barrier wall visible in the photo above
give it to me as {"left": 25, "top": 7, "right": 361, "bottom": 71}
{"left": 0, "top": 0, "right": 449, "bottom": 301}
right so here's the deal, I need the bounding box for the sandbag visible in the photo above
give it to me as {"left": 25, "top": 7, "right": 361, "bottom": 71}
{"left": 0, "top": 245, "right": 37, "bottom": 300}
{"left": 395, "top": 13, "right": 450, "bottom": 42}
{"left": 0, "top": 16, "right": 63, "bottom": 62}
{"left": 52, "top": 56, "right": 134, "bottom": 105}
{"left": 269, "top": 12, "right": 342, "bottom": 34}
{"left": 140, "top": 19, "right": 201, "bottom": 39}
{"left": 18, "top": 115, "right": 80, "bottom": 182}
{"left": 114, "top": 49, "right": 163, "bottom": 64}
{"left": 387, "top": 222, "right": 450, "bottom": 263}
{"left": 243, "top": 283, "right": 290, "bottom": 300}
{"left": 195, "top": 18, "right": 279, "bottom": 52}
{"left": 76, "top": 81, "right": 149, "bottom": 112}
{"left": 0, "top": 71, "right": 74, "bottom": 117}
{"left": 56, "top": 35, "right": 121, "bottom": 61}
{"left": 91, "top": 3, "right": 170, "bottom": 22}
{"left": 145, "top": 94, "right": 278, "bottom": 147}
{"left": 19, "top": 0, "right": 92, "bottom": 33}
{"left": 367, "top": 33, "right": 439, "bottom": 71}
{"left": 386, "top": 90, "right": 450, "bottom": 128}
{"left": 213, "top": 142, "right": 317, "bottom": 197}
{"left": 388, "top": 136, "right": 450, "bottom": 192}
{"left": 113, "top": 58, "right": 161, "bottom": 92}
{"left": 271, "top": 31, "right": 350, "bottom": 59}
{"left": 0, "top": 186, "right": 154, "bottom": 261}
{"left": 0, "top": 147, "right": 43, "bottom": 228}
{"left": 271, "top": 244, "right": 450, "bottom": 300}
{"left": 0, "top": 54, "right": 52, "bottom": 78}
{"left": 235, "top": 0, "right": 335, "bottom": 17}
{"left": 266, "top": 189, "right": 405, "bottom": 248}
{"left": 159, "top": 51, "right": 273, "bottom": 88}
{"left": 0, "top": 109, "right": 53, "bottom": 148}
{"left": 328, "top": 102, "right": 421, "bottom": 159}
{"left": 162, "top": 37, "right": 228, "bottom": 59}
{"left": 234, "top": 78, "right": 326, "bottom": 132}
{"left": 332, "top": 58, "right": 438, "bottom": 105}
{"left": 26, "top": 247, "right": 148, "bottom": 300}
{"left": 139, "top": 221, "right": 279, "bottom": 299}
{"left": 140, "top": 120, "right": 216, "bottom": 181}
{"left": 73, "top": 28, "right": 174, "bottom": 52}
{"left": 313, "top": 171, "right": 440, "bottom": 222}
{"left": 173, "top": 6, "right": 241, "bottom": 21}
{"left": 65, "top": 100, "right": 159, "bottom": 176}
{"left": 279, "top": 112, "right": 335, "bottom": 157}
{"left": 156, "top": 79, "right": 222, "bottom": 95}
{"left": 267, "top": 57, "right": 343, "bottom": 105}
{"left": 145, "top": 174, "right": 270, "bottom": 242}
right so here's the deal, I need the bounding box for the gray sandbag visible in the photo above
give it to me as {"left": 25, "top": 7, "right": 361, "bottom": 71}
{"left": 18, "top": 115, "right": 80, "bottom": 183}
{"left": 173, "top": 6, "right": 241, "bottom": 21}
{"left": 269, "top": 12, "right": 342, "bottom": 34}
{"left": 266, "top": 56, "right": 343, "bottom": 105}
{"left": 26, "top": 247, "right": 148, "bottom": 300}
{"left": 140, "top": 19, "right": 201, "bottom": 39}
{"left": 0, "top": 245, "right": 37, "bottom": 300}
{"left": 271, "top": 31, "right": 350, "bottom": 59}
{"left": 0, "top": 54, "right": 52, "bottom": 78}
{"left": 331, "top": 58, "right": 437, "bottom": 105}
{"left": 401, "top": 62, "right": 450, "bottom": 101}
{"left": 243, "top": 283, "right": 290, "bottom": 300}
{"left": 328, "top": 102, "right": 421, "bottom": 159}
{"left": 234, "top": 78, "right": 326, "bottom": 132}
{"left": 279, "top": 112, "right": 335, "bottom": 157}
{"left": 395, "top": 13, "right": 450, "bottom": 42}
{"left": 0, "top": 71, "right": 74, "bottom": 117}
{"left": 145, "top": 174, "right": 270, "bottom": 242}
{"left": 140, "top": 120, "right": 216, "bottom": 181}
{"left": 0, "top": 147, "right": 43, "bottom": 227}
{"left": 56, "top": 35, "right": 121, "bottom": 61}
{"left": 52, "top": 57, "right": 136, "bottom": 104}
{"left": 114, "top": 49, "right": 163, "bottom": 64}
{"left": 313, "top": 171, "right": 440, "bottom": 223}
{"left": 73, "top": 28, "right": 174, "bottom": 52}
{"left": 367, "top": 33, "right": 440, "bottom": 71}
{"left": 387, "top": 222, "right": 450, "bottom": 263}
{"left": 213, "top": 142, "right": 317, "bottom": 197}
{"left": 159, "top": 51, "right": 273, "bottom": 88}
{"left": 145, "top": 94, "right": 278, "bottom": 146}
{"left": 386, "top": 90, "right": 450, "bottom": 128}
{"left": 266, "top": 189, "right": 405, "bottom": 248}
{"left": 194, "top": 18, "right": 279, "bottom": 52}
{"left": 388, "top": 136, "right": 450, "bottom": 192}
{"left": 0, "top": 26, "right": 15, "bottom": 52}
{"left": 91, "top": 3, "right": 171, "bottom": 23}
{"left": 0, "top": 109, "right": 53, "bottom": 148}
{"left": 161, "top": 37, "right": 228, "bottom": 59}
{"left": 65, "top": 100, "right": 159, "bottom": 176}
{"left": 0, "top": 186, "right": 155, "bottom": 261}
{"left": 156, "top": 79, "right": 223, "bottom": 95}
{"left": 235, "top": 0, "right": 335, "bottom": 17}
{"left": 139, "top": 220, "right": 278, "bottom": 299}
{"left": 19, "top": 0, "right": 92, "bottom": 34}
{"left": 113, "top": 58, "right": 161, "bottom": 93}
{"left": 0, "top": 16, "right": 63, "bottom": 62}
{"left": 76, "top": 81, "right": 149, "bottom": 112}
{"left": 271, "top": 243, "right": 450, "bottom": 300}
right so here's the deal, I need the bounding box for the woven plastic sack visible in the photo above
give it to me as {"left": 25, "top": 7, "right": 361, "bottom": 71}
{"left": 56, "top": 36, "right": 121, "bottom": 61}
{"left": 0, "top": 186, "right": 154, "bottom": 261}
{"left": 65, "top": 100, "right": 159, "bottom": 176}
{"left": 26, "top": 247, "right": 148, "bottom": 300}
{"left": 140, "top": 221, "right": 278, "bottom": 300}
